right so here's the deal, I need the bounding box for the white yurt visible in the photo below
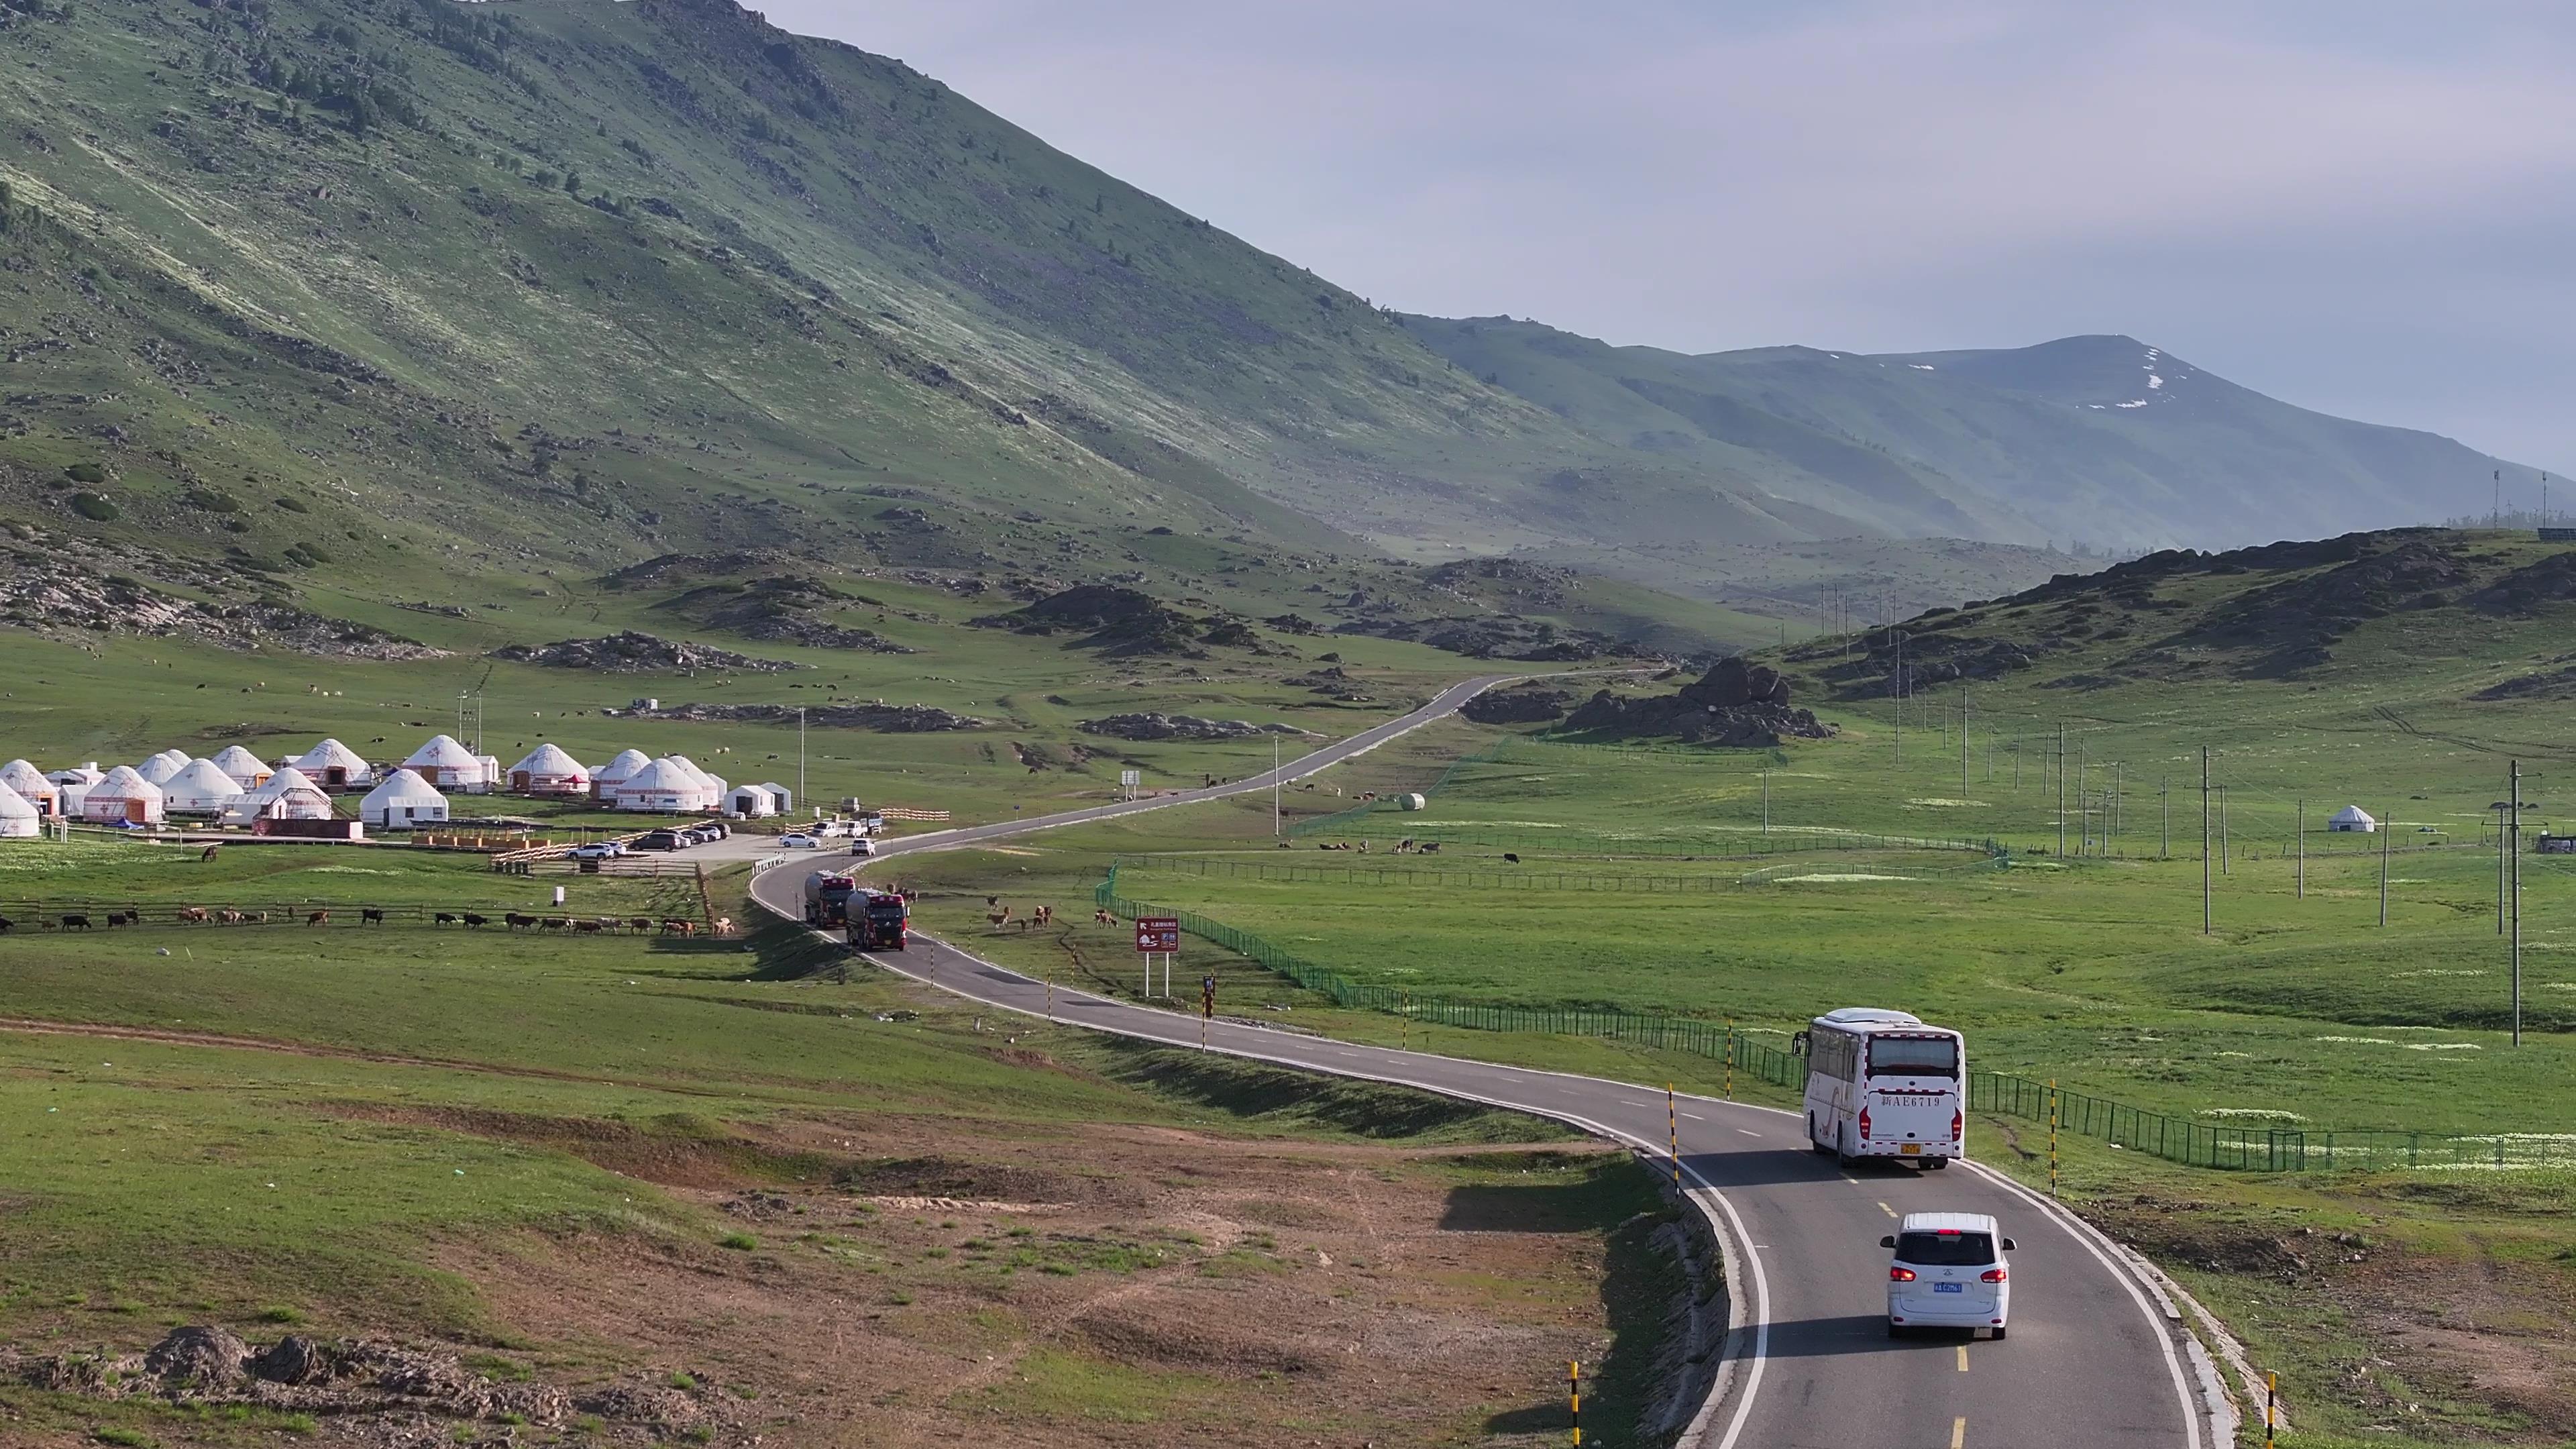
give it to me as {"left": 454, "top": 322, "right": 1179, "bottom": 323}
{"left": 507, "top": 743, "right": 589, "bottom": 796}
{"left": 162, "top": 758, "right": 246, "bottom": 816}
{"left": 590, "top": 748, "right": 652, "bottom": 800}
{"left": 402, "top": 735, "right": 490, "bottom": 794}
{"left": 0, "top": 780, "right": 38, "bottom": 839}
{"left": 613, "top": 757, "right": 708, "bottom": 813}
{"left": 2329, "top": 806, "right": 2379, "bottom": 835}
{"left": 663, "top": 755, "right": 723, "bottom": 810}
{"left": 724, "top": 782, "right": 779, "bottom": 818}
{"left": 138, "top": 749, "right": 193, "bottom": 786}
{"left": 83, "top": 765, "right": 166, "bottom": 826}
{"left": 1, "top": 759, "right": 60, "bottom": 818}
{"left": 210, "top": 745, "right": 273, "bottom": 791}
{"left": 222, "top": 765, "right": 335, "bottom": 825}
{"left": 757, "top": 782, "right": 794, "bottom": 814}
{"left": 294, "top": 738, "right": 376, "bottom": 791}
{"left": 360, "top": 769, "right": 449, "bottom": 829}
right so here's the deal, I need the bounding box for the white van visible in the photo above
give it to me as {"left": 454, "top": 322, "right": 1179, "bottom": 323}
{"left": 1794, "top": 1008, "right": 1965, "bottom": 1169}
{"left": 1885, "top": 1212, "right": 2013, "bottom": 1338}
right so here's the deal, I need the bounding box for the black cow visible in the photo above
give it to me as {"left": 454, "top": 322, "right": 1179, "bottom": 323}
{"left": 360, "top": 908, "right": 385, "bottom": 926}
{"left": 61, "top": 914, "right": 91, "bottom": 930}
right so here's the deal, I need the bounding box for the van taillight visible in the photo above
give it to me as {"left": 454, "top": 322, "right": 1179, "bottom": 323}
{"left": 1980, "top": 1269, "right": 2007, "bottom": 1283}
{"left": 1952, "top": 1109, "right": 1964, "bottom": 1141}
{"left": 1889, "top": 1267, "right": 1917, "bottom": 1282}
{"left": 1858, "top": 1108, "right": 1872, "bottom": 1140}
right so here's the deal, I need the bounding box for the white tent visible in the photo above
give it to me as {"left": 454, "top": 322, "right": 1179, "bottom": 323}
{"left": 507, "top": 743, "right": 590, "bottom": 796}
{"left": 757, "top": 782, "right": 794, "bottom": 813}
{"left": 162, "top": 758, "right": 246, "bottom": 816}
{"left": 83, "top": 765, "right": 166, "bottom": 826}
{"left": 294, "top": 738, "right": 376, "bottom": 790}
{"left": 0, "top": 760, "right": 59, "bottom": 818}
{"left": 591, "top": 748, "right": 652, "bottom": 800}
{"left": 613, "top": 757, "right": 710, "bottom": 813}
{"left": 0, "top": 779, "right": 38, "bottom": 839}
{"left": 360, "top": 769, "right": 449, "bottom": 829}
{"left": 137, "top": 749, "right": 192, "bottom": 786}
{"left": 402, "top": 735, "right": 490, "bottom": 794}
{"left": 48, "top": 762, "right": 105, "bottom": 787}
{"left": 724, "top": 783, "right": 779, "bottom": 818}
{"left": 2328, "top": 806, "right": 2379, "bottom": 834}
{"left": 222, "top": 765, "right": 334, "bottom": 825}
{"left": 209, "top": 745, "right": 272, "bottom": 791}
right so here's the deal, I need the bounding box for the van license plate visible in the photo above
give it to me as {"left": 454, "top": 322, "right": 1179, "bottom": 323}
{"left": 1935, "top": 1282, "right": 1964, "bottom": 1293}
{"left": 1900, "top": 1144, "right": 1921, "bottom": 1155}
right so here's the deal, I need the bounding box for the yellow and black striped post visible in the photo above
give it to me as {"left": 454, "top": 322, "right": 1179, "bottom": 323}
{"left": 2265, "top": 1371, "right": 2276, "bottom": 1446}
{"left": 1668, "top": 1084, "right": 1681, "bottom": 1187}
{"left": 1725, "top": 1017, "right": 1735, "bottom": 1100}
{"left": 1569, "top": 1360, "right": 1582, "bottom": 1446}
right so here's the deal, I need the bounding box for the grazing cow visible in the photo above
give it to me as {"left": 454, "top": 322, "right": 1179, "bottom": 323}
{"left": 61, "top": 914, "right": 91, "bottom": 931}
{"left": 248, "top": 912, "right": 268, "bottom": 924}
{"left": 307, "top": 910, "right": 329, "bottom": 927}
{"left": 1034, "top": 905, "right": 1053, "bottom": 926}
{"left": 462, "top": 913, "right": 489, "bottom": 929}
{"left": 595, "top": 916, "right": 622, "bottom": 932}
{"left": 505, "top": 912, "right": 537, "bottom": 930}
{"left": 1503, "top": 853, "right": 1520, "bottom": 864}
{"left": 629, "top": 917, "right": 653, "bottom": 933}
{"left": 1094, "top": 909, "right": 1116, "bottom": 925}
{"left": 1421, "top": 842, "right": 1441, "bottom": 855}
{"left": 987, "top": 905, "right": 1012, "bottom": 930}
{"left": 219, "top": 909, "right": 245, "bottom": 925}
{"left": 541, "top": 916, "right": 570, "bottom": 931}
{"left": 105, "top": 912, "right": 129, "bottom": 928}
{"left": 199, "top": 843, "right": 221, "bottom": 863}
{"left": 177, "top": 907, "right": 209, "bottom": 924}
{"left": 434, "top": 912, "right": 458, "bottom": 927}
{"left": 0, "top": 916, "right": 11, "bottom": 934}
{"left": 360, "top": 908, "right": 385, "bottom": 927}
{"left": 574, "top": 920, "right": 604, "bottom": 933}
{"left": 711, "top": 916, "right": 734, "bottom": 936}
{"left": 659, "top": 919, "right": 695, "bottom": 936}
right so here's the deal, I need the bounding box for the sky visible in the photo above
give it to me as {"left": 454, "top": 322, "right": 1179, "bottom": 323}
{"left": 765, "top": 1, "right": 2576, "bottom": 478}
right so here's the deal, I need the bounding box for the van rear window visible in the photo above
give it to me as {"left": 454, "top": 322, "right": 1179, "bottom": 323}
{"left": 1896, "top": 1231, "right": 1994, "bottom": 1266}
{"left": 1869, "top": 1035, "right": 1957, "bottom": 1077}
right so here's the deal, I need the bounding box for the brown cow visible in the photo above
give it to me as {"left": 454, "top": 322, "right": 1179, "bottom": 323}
{"left": 1093, "top": 909, "right": 1116, "bottom": 925}
{"left": 659, "top": 919, "right": 696, "bottom": 936}
{"left": 574, "top": 920, "right": 603, "bottom": 933}
{"left": 176, "top": 907, "right": 209, "bottom": 924}
{"left": 307, "top": 910, "right": 329, "bottom": 926}
{"left": 218, "top": 909, "right": 245, "bottom": 924}
{"left": 711, "top": 916, "right": 734, "bottom": 936}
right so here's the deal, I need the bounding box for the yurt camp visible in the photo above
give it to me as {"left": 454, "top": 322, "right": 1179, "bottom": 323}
{"left": 361, "top": 769, "right": 450, "bottom": 829}
{"left": 507, "top": 743, "right": 590, "bottom": 796}
{"left": 0, "top": 759, "right": 59, "bottom": 818}
{"left": 209, "top": 745, "right": 272, "bottom": 791}
{"left": 82, "top": 766, "right": 166, "bottom": 826}
{"left": 0, "top": 780, "right": 39, "bottom": 839}
{"left": 294, "top": 739, "right": 376, "bottom": 791}
{"left": 612, "top": 757, "right": 709, "bottom": 813}
{"left": 161, "top": 758, "right": 246, "bottom": 816}
{"left": 402, "top": 735, "right": 489, "bottom": 793}
{"left": 221, "top": 765, "right": 334, "bottom": 825}
{"left": 590, "top": 748, "right": 651, "bottom": 801}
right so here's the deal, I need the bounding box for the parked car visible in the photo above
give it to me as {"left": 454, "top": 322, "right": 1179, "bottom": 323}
{"left": 635, "top": 830, "right": 685, "bottom": 851}
{"left": 568, "top": 843, "right": 622, "bottom": 861}
{"left": 701, "top": 820, "right": 732, "bottom": 839}
{"left": 780, "top": 833, "right": 822, "bottom": 849}
{"left": 1884, "top": 1212, "right": 2012, "bottom": 1339}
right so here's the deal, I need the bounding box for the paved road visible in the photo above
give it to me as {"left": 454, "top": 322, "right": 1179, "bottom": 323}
{"left": 744, "top": 679, "right": 2226, "bottom": 1449}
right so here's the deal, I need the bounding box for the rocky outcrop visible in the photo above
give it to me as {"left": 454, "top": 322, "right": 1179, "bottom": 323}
{"left": 609, "top": 700, "right": 983, "bottom": 731}
{"left": 1079, "top": 714, "right": 1318, "bottom": 742}
{"left": 1462, "top": 685, "right": 1573, "bottom": 724}
{"left": 975, "top": 584, "right": 1207, "bottom": 656}
{"left": 0, "top": 541, "right": 448, "bottom": 660}
{"left": 492, "top": 631, "right": 802, "bottom": 672}
{"left": 1561, "top": 657, "right": 1835, "bottom": 747}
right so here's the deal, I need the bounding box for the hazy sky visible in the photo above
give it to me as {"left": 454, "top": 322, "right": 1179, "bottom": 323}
{"left": 767, "top": 1, "right": 2575, "bottom": 478}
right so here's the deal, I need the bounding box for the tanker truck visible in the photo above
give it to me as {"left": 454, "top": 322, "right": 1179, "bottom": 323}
{"left": 802, "top": 871, "right": 858, "bottom": 927}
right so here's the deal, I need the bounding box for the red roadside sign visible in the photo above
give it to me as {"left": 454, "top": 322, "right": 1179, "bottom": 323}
{"left": 1134, "top": 916, "right": 1180, "bottom": 953}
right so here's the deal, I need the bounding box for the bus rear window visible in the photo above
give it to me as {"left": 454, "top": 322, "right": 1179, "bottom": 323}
{"left": 1869, "top": 1035, "right": 1957, "bottom": 1077}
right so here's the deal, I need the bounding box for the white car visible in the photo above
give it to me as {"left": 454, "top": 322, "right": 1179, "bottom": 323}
{"left": 568, "top": 842, "right": 623, "bottom": 861}
{"left": 849, "top": 838, "right": 875, "bottom": 857}
{"left": 780, "top": 833, "right": 822, "bottom": 849}
{"left": 1884, "top": 1212, "right": 2012, "bottom": 1339}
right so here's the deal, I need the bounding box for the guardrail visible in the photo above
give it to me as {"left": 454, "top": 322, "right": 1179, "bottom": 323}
{"left": 1093, "top": 865, "right": 2576, "bottom": 1173}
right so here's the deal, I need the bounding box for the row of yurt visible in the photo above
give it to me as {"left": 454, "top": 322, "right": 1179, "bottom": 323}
{"left": 136, "top": 749, "right": 193, "bottom": 786}
{"left": 83, "top": 766, "right": 166, "bottom": 826}
{"left": 403, "top": 735, "right": 494, "bottom": 794}
{"left": 611, "top": 757, "right": 713, "bottom": 812}
{"left": 0, "top": 780, "right": 36, "bottom": 838}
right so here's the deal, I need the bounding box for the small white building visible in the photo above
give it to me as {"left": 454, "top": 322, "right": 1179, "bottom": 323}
{"left": 222, "top": 765, "right": 335, "bottom": 825}
{"left": 402, "top": 735, "right": 491, "bottom": 794}
{"left": 2328, "top": 806, "right": 2379, "bottom": 835}
{"left": 294, "top": 738, "right": 376, "bottom": 791}
{"left": 0, "top": 780, "right": 38, "bottom": 839}
{"left": 209, "top": 745, "right": 273, "bottom": 792}
{"left": 757, "top": 782, "right": 794, "bottom": 814}
{"left": 360, "top": 769, "right": 450, "bottom": 829}
{"left": 48, "top": 763, "right": 103, "bottom": 820}
{"left": 83, "top": 765, "right": 167, "bottom": 826}
{"left": 612, "top": 757, "right": 710, "bottom": 813}
{"left": 161, "top": 759, "right": 247, "bottom": 816}
{"left": 724, "top": 782, "right": 780, "bottom": 818}
{"left": 0, "top": 759, "right": 60, "bottom": 818}
{"left": 507, "top": 743, "right": 590, "bottom": 796}
{"left": 591, "top": 748, "right": 652, "bottom": 801}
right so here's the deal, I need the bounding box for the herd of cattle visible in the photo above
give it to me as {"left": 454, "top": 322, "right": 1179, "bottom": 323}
{"left": 0, "top": 909, "right": 720, "bottom": 935}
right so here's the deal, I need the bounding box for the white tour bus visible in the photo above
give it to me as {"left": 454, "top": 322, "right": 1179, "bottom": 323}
{"left": 1792, "top": 1008, "right": 1965, "bottom": 1169}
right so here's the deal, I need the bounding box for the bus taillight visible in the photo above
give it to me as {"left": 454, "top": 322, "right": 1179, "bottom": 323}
{"left": 1858, "top": 1107, "right": 1872, "bottom": 1140}
{"left": 1952, "top": 1109, "right": 1964, "bottom": 1141}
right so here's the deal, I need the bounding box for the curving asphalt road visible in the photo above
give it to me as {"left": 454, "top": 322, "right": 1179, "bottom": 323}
{"left": 745, "top": 677, "right": 2231, "bottom": 1448}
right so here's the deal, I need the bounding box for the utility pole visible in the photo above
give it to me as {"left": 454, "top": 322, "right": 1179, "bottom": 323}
{"left": 2296, "top": 799, "right": 2305, "bottom": 899}
{"left": 2512, "top": 760, "right": 2524, "bottom": 1046}
{"left": 1272, "top": 732, "right": 1281, "bottom": 837}
{"left": 1762, "top": 769, "right": 1771, "bottom": 835}
{"left": 798, "top": 706, "right": 807, "bottom": 816}
{"left": 2057, "top": 723, "right": 2068, "bottom": 859}
{"left": 2499, "top": 802, "right": 2509, "bottom": 934}
{"left": 2161, "top": 775, "right": 2169, "bottom": 859}
{"left": 2379, "top": 804, "right": 2392, "bottom": 926}
{"left": 2201, "top": 749, "right": 2212, "bottom": 934}
{"left": 1961, "top": 686, "right": 1970, "bottom": 801}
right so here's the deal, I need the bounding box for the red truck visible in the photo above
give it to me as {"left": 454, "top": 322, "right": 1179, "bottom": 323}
{"left": 847, "top": 889, "right": 910, "bottom": 951}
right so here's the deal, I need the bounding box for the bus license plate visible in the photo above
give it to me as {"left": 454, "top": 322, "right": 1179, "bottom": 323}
{"left": 1900, "top": 1144, "right": 1921, "bottom": 1155}
{"left": 1935, "top": 1282, "right": 1964, "bottom": 1293}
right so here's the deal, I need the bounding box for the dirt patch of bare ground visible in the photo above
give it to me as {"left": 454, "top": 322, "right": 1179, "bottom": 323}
{"left": 7, "top": 1108, "right": 1671, "bottom": 1448}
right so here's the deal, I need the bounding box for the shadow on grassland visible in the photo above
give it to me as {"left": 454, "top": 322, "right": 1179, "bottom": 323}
{"left": 1078, "top": 1034, "right": 1581, "bottom": 1144}
{"left": 641, "top": 915, "right": 849, "bottom": 981}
